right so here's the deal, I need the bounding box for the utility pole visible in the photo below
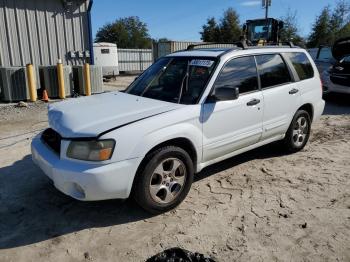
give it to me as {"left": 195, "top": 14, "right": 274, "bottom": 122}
{"left": 262, "top": 0, "right": 271, "bottom": 19}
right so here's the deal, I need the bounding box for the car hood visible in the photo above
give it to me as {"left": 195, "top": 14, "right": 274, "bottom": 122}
{"left": 332, "top": 37, "right": 350, "bottom": 61}
{"left": 48, "top": 92, "right": 182, "bottom": 138}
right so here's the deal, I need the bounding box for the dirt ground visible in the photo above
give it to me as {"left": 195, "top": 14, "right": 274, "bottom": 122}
{"left": 103, "top": 75, "right": 137, "bottom": 92}
{"left": 0, "top": 78, "right": 349, "bottom": 262}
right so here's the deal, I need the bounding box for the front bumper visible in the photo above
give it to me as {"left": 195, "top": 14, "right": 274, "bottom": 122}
{"left": 31, "top": 135, "right": 140, "bottom": 201}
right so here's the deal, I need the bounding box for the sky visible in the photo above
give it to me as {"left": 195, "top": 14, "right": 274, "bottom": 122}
{"left": 91, "top": 0, "right": 339, "bottom": 41}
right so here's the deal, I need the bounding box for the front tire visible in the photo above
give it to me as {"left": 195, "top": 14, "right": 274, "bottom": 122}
{"left": 283, "top": 110, "right": 311, "bottom": 153}
{"left": 133, "top": 146, "right": 194, "bottom": 214}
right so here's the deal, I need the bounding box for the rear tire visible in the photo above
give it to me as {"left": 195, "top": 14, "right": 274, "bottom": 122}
{"left": 283, "top": 110, "right": 311, "bottom": 153}
{"left": 132, "top": 146, "right": 194, "bottom": 214}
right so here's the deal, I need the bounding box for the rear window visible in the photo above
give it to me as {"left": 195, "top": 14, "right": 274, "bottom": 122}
{"left": 285, "top": 52, "right": 314, "bottom": 80}
{"left": 255, "top": 54, "right": 291, "bottom": 88}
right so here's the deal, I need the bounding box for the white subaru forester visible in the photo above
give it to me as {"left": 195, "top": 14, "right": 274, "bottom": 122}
{"left": 32, "top": 45, "right": 325, "bottom": 213}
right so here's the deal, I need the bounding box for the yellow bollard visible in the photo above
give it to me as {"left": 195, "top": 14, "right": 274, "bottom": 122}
{"left": 84, "top": 63, "right": 91, "bottom": 96}
{"left": 57, "top": 59, "right": 65, "bottom": 99}
{"left": 26, "top": 64, "right": 37, "bottom": 102}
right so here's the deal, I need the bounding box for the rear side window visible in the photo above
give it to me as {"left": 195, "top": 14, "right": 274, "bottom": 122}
{"left": 214, "top": 56, "right": 258, "bottom": 94}
{"left": 285, "top": 52, "right": 314, "bottom": 80}
{"left": 255, "top": 54, "right": 291, "bottom": 88}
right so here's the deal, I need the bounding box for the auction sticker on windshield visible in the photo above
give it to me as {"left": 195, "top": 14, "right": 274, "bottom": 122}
{"left": 189, "top": 60, "right": 214, "bottom": 67}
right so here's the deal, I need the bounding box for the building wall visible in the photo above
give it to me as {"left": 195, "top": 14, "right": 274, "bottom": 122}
{"left": 118, "top": 49, "right": 153, "bottom": 72}
{"left": 153, "top": 41, "right": 241, "bottom": 60}
{"left": 0, "top": 0, "right": 91, "bottom": 67}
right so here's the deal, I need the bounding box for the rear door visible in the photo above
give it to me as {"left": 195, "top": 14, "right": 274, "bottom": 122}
{"left": 255, "top": 54, "right": 300, "bottom": 140}
{"left": 202, "top": 56, "right": 263, "bottom": 162}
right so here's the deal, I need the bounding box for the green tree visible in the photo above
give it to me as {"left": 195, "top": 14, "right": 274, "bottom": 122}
{"left": 330, "top": 0, "right": 350, "bottom": 41}
{"left": 279, "top": 8, "right": 304, "bottom": 45}
{"left": 95, "top": 16, "right": 151, "bottom": 48}
{"left": 308, "top": 1, "right": 350, "bottom": 47}
{"left": 220, "top": 8, "right": 241, "bottom": 42}
{"left": 200, "top": 8, "right": 241, "bottom": 42}
{"left": 200, "top": 17, "right": 221, "bottom": 42}
{"left": 337, "top": 22, "right": 350, "bottom": 39}
{"left": 307, "top": 6, "right": 332, "bottom": 47}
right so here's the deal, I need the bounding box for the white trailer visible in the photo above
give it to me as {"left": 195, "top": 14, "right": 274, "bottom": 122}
{"left": 93, "top": 42, "right": 119, "bottom": 78}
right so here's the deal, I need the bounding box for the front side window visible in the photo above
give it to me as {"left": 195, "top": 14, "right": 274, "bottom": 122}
{"left": 126, "top": 57, "right": 216, "bottom": 104}
{"left": 284, "top": 52, "right": 314, "bottom": 80}
{"left": 213, "top": 56, "right": 259, "bottom": 95}
{"left": 255, "top": 54, "right": 291, "bottom": 88}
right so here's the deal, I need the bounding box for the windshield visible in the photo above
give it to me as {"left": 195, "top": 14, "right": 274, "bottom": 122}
{"left": 126, "top": 57, "right": 217, "bottom": 104}
{"left": 248, "top": 20, "right": 272, "bottom": 42}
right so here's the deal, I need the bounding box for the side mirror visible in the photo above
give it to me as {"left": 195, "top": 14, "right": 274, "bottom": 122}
{"left": 242, "top": 24, "right": 247, "bottom": 32}
{"left": 207, "top": 87, "right": 239, "bottom": 102}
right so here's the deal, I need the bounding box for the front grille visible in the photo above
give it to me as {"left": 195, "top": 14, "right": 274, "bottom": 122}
{"left": 41, "top": 128, "right": 62, "bottom": 154}
{"left": 330, "top": 74, "right": 350, "bottom": 87}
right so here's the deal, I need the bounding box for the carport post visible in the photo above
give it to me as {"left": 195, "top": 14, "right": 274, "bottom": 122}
{"left": 26, "top": 63, "right": 37, "bottom": 102}
{"left": 84, "top": 63, "right": 91, "bottom": 96}
{"left": 57, "top": 59, "right": 66, "bottom": 99}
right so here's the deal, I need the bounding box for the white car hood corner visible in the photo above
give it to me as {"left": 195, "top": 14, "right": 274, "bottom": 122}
{"left": 48, "top": 92, "right": 182, "bottom": 138}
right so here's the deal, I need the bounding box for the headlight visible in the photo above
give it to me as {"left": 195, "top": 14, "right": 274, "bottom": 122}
{"left": 67, "top": 140, "right": 115, "bottom": 161}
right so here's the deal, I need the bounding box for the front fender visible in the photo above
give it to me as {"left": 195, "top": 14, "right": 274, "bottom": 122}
{"left": 100, "top": 105, "right": 203, "bottom": 163}
{"left": 132, "top": 121, "right": 203, "bottom": 163}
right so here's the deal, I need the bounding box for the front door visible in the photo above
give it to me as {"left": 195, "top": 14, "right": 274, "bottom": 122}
{"left": 202, "top": 56, "right": 263, "bottom": 162}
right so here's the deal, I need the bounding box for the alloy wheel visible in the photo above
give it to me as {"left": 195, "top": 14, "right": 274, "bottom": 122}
{"left": 149, "top": 158, "right": 187, "bottom": 204}
{"left": 292, "top": 116, "right": 309, "bottom": 147}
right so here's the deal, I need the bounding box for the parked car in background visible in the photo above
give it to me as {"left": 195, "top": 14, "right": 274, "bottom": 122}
{"left": 308, "top": 46, "right": 336, "bottom": 74}
{"left": 321, "top": 37, "right": 350, "bottom": 94}
{"left": 31, "top": 45, "right": 325, "bottom": 213}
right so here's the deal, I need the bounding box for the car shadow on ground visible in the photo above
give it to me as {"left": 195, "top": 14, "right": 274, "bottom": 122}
{"left": 0, "top": 142, "right": 289, "bottom": 249}
{"left": 0, "top": 155, "right": 153, "bottom": 249}
{"left": 323, "top": 93, "right": 350, "bottom": 115}
{"left": 195, "top": 142, "right": 287, "bottom": 182}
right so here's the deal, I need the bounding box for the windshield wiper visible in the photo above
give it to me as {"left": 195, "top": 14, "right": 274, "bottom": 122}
{"left": 177, "top": 62, "right": 190, "bottom": 103}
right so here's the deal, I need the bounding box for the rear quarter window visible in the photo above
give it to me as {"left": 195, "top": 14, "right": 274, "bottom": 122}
{"left": 284, "top": 52, "right": 314, "bottom": 80}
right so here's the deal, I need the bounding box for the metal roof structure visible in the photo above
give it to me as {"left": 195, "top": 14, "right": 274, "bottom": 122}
{"left": 0, "top": 0, "right": 93, "bottom": 67}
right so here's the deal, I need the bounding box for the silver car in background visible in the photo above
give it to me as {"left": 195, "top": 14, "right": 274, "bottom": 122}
{"left": 308, "top": 46, "right": 336, "bottom": 74}
{"left": 320, "top": 37, "right": 350, "bottom": 94}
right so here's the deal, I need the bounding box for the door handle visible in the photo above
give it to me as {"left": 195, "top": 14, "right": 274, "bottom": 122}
{"left": 289, "top": 88, "right": 299, "bottom": 95}
{"left": 247, "top": 99, "right": 261, "bottom": 106}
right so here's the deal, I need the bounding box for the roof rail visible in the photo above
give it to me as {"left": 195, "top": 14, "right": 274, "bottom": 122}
{"left": 186, "top": 41, "right": 248, "bottom": 51}
{"left": 244, "top": 41, "right": 297, "bottom": 49}
{"left": 279, "top": 41, "right": 295, "bottom": 48}
{"left": 186, "top": 41, "right": 297, "bottom": 52}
